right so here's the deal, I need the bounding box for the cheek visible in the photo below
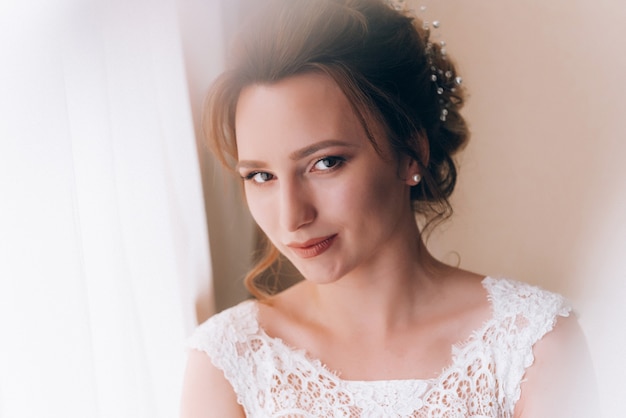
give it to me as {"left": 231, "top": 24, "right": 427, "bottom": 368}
{"left": 353, "top": 166, "right": 403, "bottom": 205}
{"left": 244, "top": 189, "right": 276, "bottom": 235}
{"left": 326, "top": 172, "right": 404, "bottom": 224}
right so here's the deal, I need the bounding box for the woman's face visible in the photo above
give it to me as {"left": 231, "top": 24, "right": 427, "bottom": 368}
{"left": 235, "top": 72, "right": 415, "bottom": 283}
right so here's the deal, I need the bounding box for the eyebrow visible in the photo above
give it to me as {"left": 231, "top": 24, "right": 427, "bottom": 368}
{"left": 236, "top": 139, "right": 357, "bottom": 171}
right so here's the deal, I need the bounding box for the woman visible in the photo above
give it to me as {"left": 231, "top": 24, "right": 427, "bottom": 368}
{"left": 181, "top": 0, "right": 596, "bottom": 416}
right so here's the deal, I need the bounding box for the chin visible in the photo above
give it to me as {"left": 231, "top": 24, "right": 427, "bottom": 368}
{"left": 292, "top": 261, "right": 348, "bottom": 286}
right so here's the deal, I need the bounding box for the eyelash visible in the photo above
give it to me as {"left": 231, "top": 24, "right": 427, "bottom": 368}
{"left": 242, "top": 155, "right": 346, "bottom": 185}
{"left": 242, "top": 171, "right": 274, "bottom": 184}
{"left": 311, "top": 155, "right": 346, "bottom": 172}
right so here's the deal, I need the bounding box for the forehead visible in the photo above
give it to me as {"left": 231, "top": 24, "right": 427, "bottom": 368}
{"left": 234, "top": 72, "right": 367, "bottom": 159}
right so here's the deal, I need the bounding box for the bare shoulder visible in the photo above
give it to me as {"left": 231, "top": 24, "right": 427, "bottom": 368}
{"left": 256, "top": 281, "right": 314, "bottom": 337}
{"left": 180, "top": 349, "right": 245, "bottom": 418}
{"left": 434, "top": 269, "right": 493, "bottom": 329}
{"left": 438, "top": 269, "right": 491, "bottom": 312}
{"left": 445, "top": 269, "right": 487, "bottom": 294}
{"left": 515, "top": 314, "right": 599, "bottom": 418}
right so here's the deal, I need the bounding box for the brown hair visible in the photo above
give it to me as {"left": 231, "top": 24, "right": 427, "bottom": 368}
{"left": 204, "top": 0, "right": 469, "bottom": 298}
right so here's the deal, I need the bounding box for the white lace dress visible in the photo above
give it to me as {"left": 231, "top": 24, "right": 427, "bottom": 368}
{"left": 188, "top": 277, "right": 570, "bottom": 417}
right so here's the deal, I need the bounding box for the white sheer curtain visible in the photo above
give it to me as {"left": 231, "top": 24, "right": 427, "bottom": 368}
{"left": 0, "top": 0, "right": 212, "bottom": 416}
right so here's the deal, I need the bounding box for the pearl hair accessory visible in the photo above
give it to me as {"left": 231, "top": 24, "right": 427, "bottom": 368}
{"left": 388, "top": 0, "right": 409, "bottom": 11}
{"left": 412, "top": 174, "right": 422, "bottom": 185}
{"left": 387, "top": 0, "right": 463, "bottom": 122}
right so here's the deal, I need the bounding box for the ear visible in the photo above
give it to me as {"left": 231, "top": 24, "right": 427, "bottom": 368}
{"left": 400, "top": 131, "right": 429, "bottom": 185}
{"left": 403, "top": 131, "right": 429, "bottom": 186}
{"left": 403, "top": 158, "right": 422, "bottom": 186}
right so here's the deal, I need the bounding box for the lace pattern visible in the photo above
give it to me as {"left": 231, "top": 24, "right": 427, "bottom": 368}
{"left": 188, "top": 277, "right": 570, "bottom": 417}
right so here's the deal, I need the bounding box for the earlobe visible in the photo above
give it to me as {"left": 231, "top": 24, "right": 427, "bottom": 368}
{"left": 404, "top": 158, "right": 422, "bottom": 185}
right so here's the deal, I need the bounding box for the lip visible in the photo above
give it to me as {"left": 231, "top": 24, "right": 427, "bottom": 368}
{"left": 286, "top": 234, "right": 337, "bottom": 259}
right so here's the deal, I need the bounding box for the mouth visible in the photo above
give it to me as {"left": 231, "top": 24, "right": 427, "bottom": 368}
{"left": 286, "top": 234, "right": 337, "bottom": 259}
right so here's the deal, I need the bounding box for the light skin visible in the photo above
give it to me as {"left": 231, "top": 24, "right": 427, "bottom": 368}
{"left": 180, "top": 72, "right": 597, "bottom": 417}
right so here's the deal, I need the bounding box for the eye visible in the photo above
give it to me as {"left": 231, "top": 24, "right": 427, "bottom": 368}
{"left": 244, "top": 171, "right": 274, "bottom": 184}
{"left": 312, "top": 156, "right": 344, "bottom": 172}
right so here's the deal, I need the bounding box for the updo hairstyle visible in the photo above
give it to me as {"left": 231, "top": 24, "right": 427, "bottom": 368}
{"left": 204, "top": 0, "right": 469, "bottom": 298}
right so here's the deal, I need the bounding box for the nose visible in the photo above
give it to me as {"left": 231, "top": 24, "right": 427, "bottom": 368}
{"left": 279, "top": 180, "right": 316, "bottom": 232}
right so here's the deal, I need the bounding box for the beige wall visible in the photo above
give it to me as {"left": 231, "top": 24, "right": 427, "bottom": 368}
{"left": 414, "top": 0, "right": 626, "bottom": 415}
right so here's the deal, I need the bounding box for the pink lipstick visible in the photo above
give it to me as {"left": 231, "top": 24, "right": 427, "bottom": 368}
{"left": 287, "top": 234, "right": 337, "bottom": 259}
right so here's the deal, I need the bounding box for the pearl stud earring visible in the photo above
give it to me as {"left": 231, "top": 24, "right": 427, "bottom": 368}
{"left": 412, "top": 174, "right": 422, "bottom": 185}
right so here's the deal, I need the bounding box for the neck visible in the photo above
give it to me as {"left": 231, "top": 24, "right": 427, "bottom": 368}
{"left": 303, "top": 228, "right": 451, "bottom": 334}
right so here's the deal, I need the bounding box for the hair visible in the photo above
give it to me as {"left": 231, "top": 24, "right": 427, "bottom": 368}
{"left": 203, "top": 0, "right": 470, "bottom": 298}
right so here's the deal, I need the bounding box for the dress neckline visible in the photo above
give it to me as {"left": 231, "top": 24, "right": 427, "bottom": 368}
{"left": 245, "top": 276, "right": 498, "bottom": 384}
